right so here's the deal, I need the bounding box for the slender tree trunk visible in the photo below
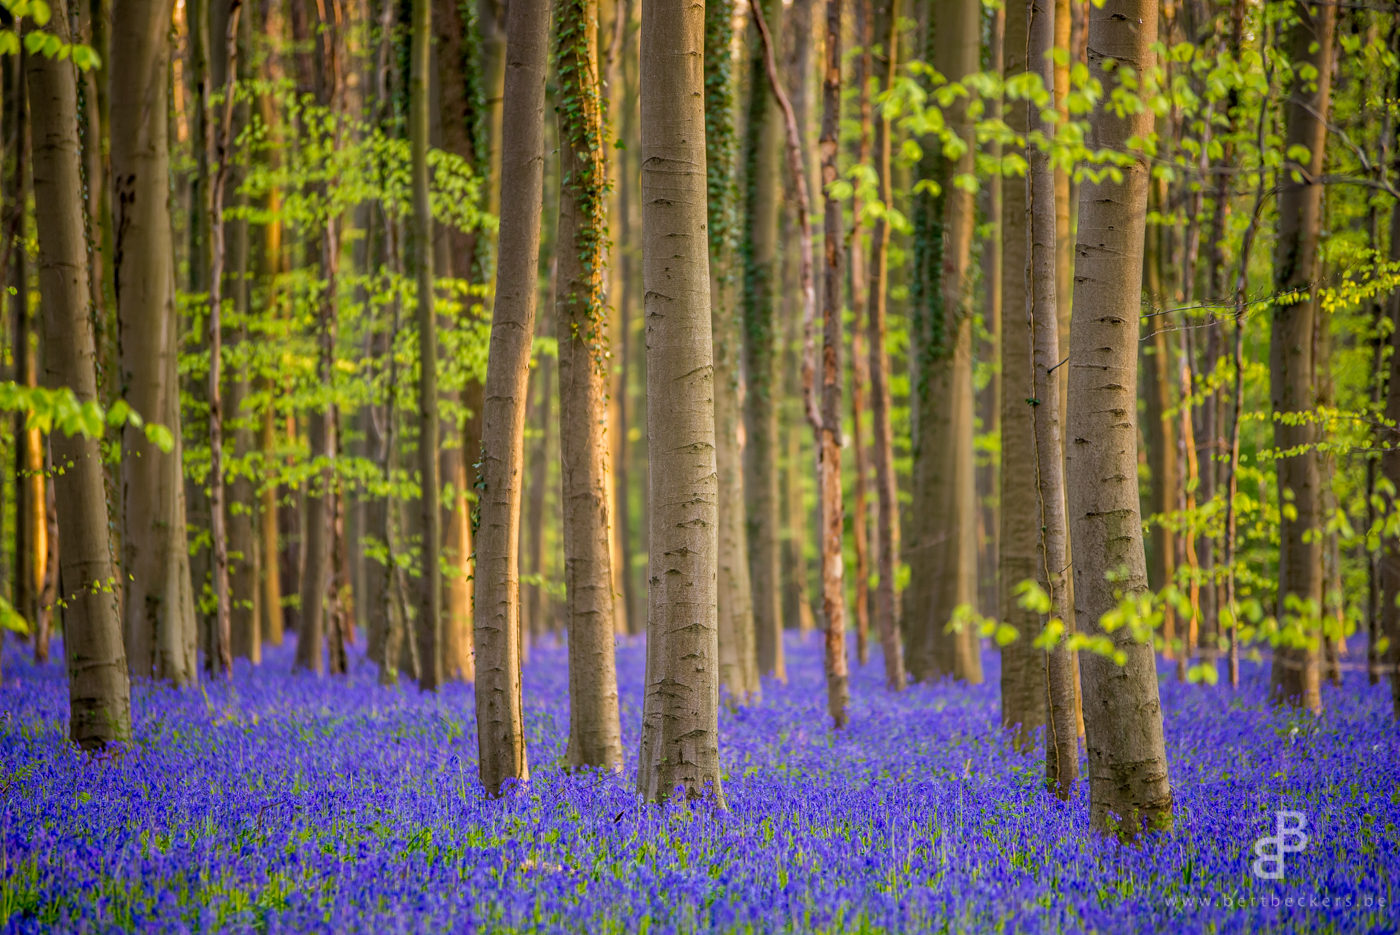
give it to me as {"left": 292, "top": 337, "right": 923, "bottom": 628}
{"left": 215, "top": 0, "right": 259, "bottom": 665}
{"left": 26, "top": 0, "right": 133, "bottom": 749}
{"left": 474, "top": 0, "right": 548, "bottom": 796}
{"left": 256, "top": 187, "right": 284, "bottom": 648}
{"left": 288, "top": 0, "right": 343, "bottom": 676}
{"left": 555, "top": 0, "right": 624, "bottom": 769}
{"left": 867, "top": 0, "right": 905, "bottom": 691}
{"left": 816, "top": 0, "right": 849, "bottom": 728}
{"left": 1142, "top": 190, "right": 1177, "bottom": 656}
{"left": 976, "top": 0, "right": 1003, "bottom": 623}
{"left": 203, "top": 0, "right": 245, "bottom": 679}
{"left": 112, "top": 0, "right": 198, "bottom": 685}
{"left": 742, "top": 0, "right": 785, "bottom": 682}
{"left": 998, "top": 0, "right": 1043, "bottom": 746}
{"left": 409, "top": 0, "right": 443, "bottom": 691}
{"left": 1066, "top": 0, "right": 1172, "bottom": 839}
{"left": 706, "top": 0, "right": 760, "bottom": 705}
{"left": 1028, "top": 0, "right": 1077, "bottom": 799}
{"left": 1382, "top": 190, "right": 1400, "bottom": 719}
{"left": 636, "top": 0, "right": 723, "bottom": 803}
{"left": 849, "top": 0, "right": 874, "bottom": 667}
{"left": 7, "top": 51, "right": 49, "bottom": 663}
{"left": 1268, "top": 0, "right": 1334, "bottom": 714}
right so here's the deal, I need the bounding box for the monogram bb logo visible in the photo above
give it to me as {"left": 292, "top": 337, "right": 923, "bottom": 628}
{"left": 1252, "top": 811, "right": 1309, "bottom": 880}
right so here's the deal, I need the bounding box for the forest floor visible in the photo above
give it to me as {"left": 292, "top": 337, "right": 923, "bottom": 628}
{"left": 0, "top": 631, "right": 1395, "bottom": 933}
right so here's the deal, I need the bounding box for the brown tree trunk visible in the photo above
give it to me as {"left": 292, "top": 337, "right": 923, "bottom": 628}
{"left": 409, "top": 0, "right": 442, "bottom": 691}
{"left": 112, "top": 0, "right": 199, "bottom": 685}
{"left": 997, "top": 0, "right": 1043, "bottom": 746}
{"left": 636, "top": 0, "right": 723, "bottom": 803}
{"left": 848, "top": 0, "right": 874, "bottom": 667}
{"left": 26, "top": 0, "right": 133, "bottom": 748}
{"left": 1066, "top": 0, "right": 1171, "bottom": 839}
{"left": 905, "top": 0, "right": 981, "bottom": 685}
{"left": 1268, "top": 0, "right": 1334, "bottom": 714}
{"left": 867, "top": 0, "right": 905, "bottom": 691}
{"left": 555, "top": 0, "right": 624, "bottom": 769}
{"left": 1028, "top": 0, "right": 1077, "bottom": 799}
{"left": 742, "top": 0, "right": 786, "bottom": 682}
{"left": 817, "top": 0, "right": 849, "bottom": 729}
{"left": 474, "top": 0, "right": 548, "bottom": 796}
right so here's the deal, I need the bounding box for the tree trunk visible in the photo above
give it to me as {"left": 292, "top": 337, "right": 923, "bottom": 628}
{"left": 905, "top": 0, "right": 981, "bottom": 685}
{"left": 867, "top": 0, "right": 905, "bottom": 691}
{"left": 288, "top": 0, "right": 342, "bottom": 677}
{"left": 636, "top": 0, "right": 723, "bottom": 803}
{"left": 1066, "top": 0, "right": 1171, "bottom": 839}
{"left": 555, "top": 0, "right": 625, "bottom": 769}
{"left": 741, "top": 0, "right": 785, "bottom": 682}
{"left": 849, "top": 0, "right": 874, "bottom": 667}
{"left": 706, "top": 0, "right": 760, "bottom": 705}
{"left": 409, "top": 0, "right": 442, "bottom": 691}
{"left": 474, "top": 0, "right": 548, "bottom": 796}
{"left": 817, "top": 0, "right": 849, "bottom": 729}
{"left": 997, "top": 0, "right": 1043, "bottom": 747}
{"left": 1268, "top": 0, "right": 1334, "bottom": 715}
{"left": 112, "top": 0, "right": 198, "bottom": 685}
{"left": 26, "top": 0, "right": 133, "bottom": 749}
{"left": 1028, "top": 0, "right": 1077, "bottom": 800}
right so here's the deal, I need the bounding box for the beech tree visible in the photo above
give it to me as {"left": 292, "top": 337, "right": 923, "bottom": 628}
{"left": 705, "top": 0, "right": 761, "bottom": 705}
{"left": 1269, "top": 0, "right": 1335, "bottom": 715}
{"left": 26, "top": 0, "right": 132, "bottom": 749}
{"left": 474, "top": 0, "right": 549, "bottom": 797}
{"left": 636, "top": 0, "right": 723, "bottom": 803}
{"left": 555, "top": 0, "right": 624, "bottom": 769}
{"left": 112, "top": 0, "right": 198, "bottom": 685}
{"left": 1065, "top": 0, "right": 1172, "bottom": 838}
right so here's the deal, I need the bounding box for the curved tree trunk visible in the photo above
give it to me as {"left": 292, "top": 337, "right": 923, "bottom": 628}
{"left": 1066, "top": 0, "right": 1171, "bottom": 839}
{"left": 112, "top": 0, "right": 198, "bottom": 686}
{"left": 27, "top": 0, "right": 133, "bottom": 749}
{"left": 474, "top": 0, "right": 548, "bottom": 796}
{"left": 636, "top": 0, "right": 723, "bottom": 803}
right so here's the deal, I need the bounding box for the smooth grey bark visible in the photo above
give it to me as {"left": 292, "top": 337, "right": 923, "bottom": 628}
{"left": 474, "top": 0, "right": 549, "bottom": 796}
{"left": 26, "top": 0, "right": 132, "bottom": 749}
{"left": 1065, "top": 0, "right": 1172, "bottom": 839}
{"left": 636, "top": 0, "right": 723, "bottom": 804}
{"left": 111, "top": 0, "right": 198, "bottom": 685}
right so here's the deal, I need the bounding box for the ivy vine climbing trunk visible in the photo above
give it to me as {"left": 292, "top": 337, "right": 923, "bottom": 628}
{"left": 1269, "top": 0, "right": 1335, "bottom": 715}
{"left": 474, "top": 0, "right": 548, "bottom": 796}
{"left": 26, "top": 0, "right": 133, "bottom": 749}
{"left": 636, "top": 0, "right": 723, "bottom": 804}
{"left": 1066, "top": 0, "right": 1172, "bottom": 839}
{"left": 705, "top": 0, "right": 760, "bottom": 705}
{"left": 555, "top": 0, "right": 624, "bottom": 770}
{"left": 905, "top": 0, "right": 981, "bottom": 685}
{"left": 111, "top": 0, "right": 198, "bottom": 685}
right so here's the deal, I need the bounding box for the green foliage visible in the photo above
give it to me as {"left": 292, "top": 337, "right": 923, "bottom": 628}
{"left": 0, "top": 0, "right": 102, "bottom": 69}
